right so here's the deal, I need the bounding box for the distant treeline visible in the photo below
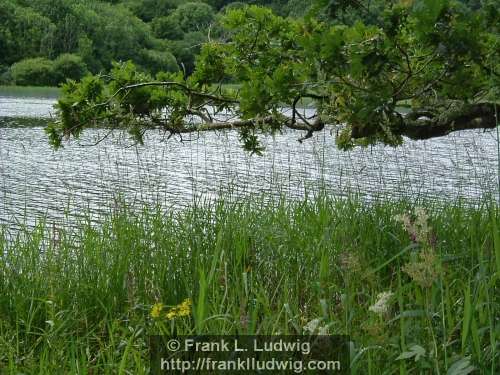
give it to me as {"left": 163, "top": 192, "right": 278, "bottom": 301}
{"left": 0, "top": 0, "right": 313, "bottom": 86}
{"left": 0, "top": 0, "right": 484, "bottom": 86}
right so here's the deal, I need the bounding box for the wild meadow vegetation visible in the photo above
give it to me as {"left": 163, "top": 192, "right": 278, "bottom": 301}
{"left": 1, "top": 0, "right": 499, "bottom": 373}
{"left": 0, "top": 195, "right": 498, "bottom": 373}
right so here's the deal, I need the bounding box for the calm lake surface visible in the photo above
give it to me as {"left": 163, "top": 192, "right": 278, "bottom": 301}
{"left": 1, "top": 88, "right": 499, "bottom": 228}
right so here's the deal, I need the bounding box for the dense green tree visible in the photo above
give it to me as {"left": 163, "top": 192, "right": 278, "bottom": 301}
{"left": 151, "top": 15, "right": 184, "bottom": 40}
{"left": 0, "top": 2, "right": 57, "bottom": 64}
{"left": 285, "top": 0, "right": 315, "bottom": 17}
{"left": 67, "top": 2, "right": 166, "bottom": 72}
{"left": 47, "top": 1, "right": 499, "bottom": 153}
{"left": 16, "top": 0, "right": 84, "bottom": 55}
{"left": 1, "top": 0, "right": 186, "bottom": 80}
{"left": 170, "top": 2, "right": 216, "bottom": 32}
{"left": 202, "top": 0, "right": 236, "bottom": 10}
{"left": 123, "top": 0, "right": 180, "bottom": 22}
{"left": 0, "top": 65, "right": 11, "bottom": 85}
{"left": 221, "top": 2, "right": 248, "bottom": 12}
{"left": 76, "top": 36, "right": 99, "bottom": 72}
{"left": 243, "top": 0, "right": 291, "bottom": 16}
{"left": 0, "top": 1, "right": 18, "bottom": 65}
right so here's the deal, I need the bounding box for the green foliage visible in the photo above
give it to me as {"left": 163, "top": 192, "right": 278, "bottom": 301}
{"left": 48, "top": 60, "right": 187, "bottom": 147}
{"left": 151, "top": 15, "right": 184, "bottom": 40}
{"left": 53, "top": 53, "right": 88, "bottom": 83}
{"left": 245, "top": 0, "right": 290, "bottom": 16}
{"left": 1, "top": 0, "right": 185, "bottom": 81}
{"left": 9, "top": 54, "right": 88, "bottom": 86}
{"left": 286, "top": 0, "right": 315, "bottom": 17}
{"left": 123, "top": 0, "right": 181, "bottom": 22}
{"left": 202, "top": 0, "right": 236, "bottom": 10}
{"left": 1, "top": 0, "right": 323, "bottom": 84}
{"left": 170, "top": 2, "right": 216, "bottom": 32}
{"left": 0, "top": 1, "right": 57, "bottom": 65}
{"left": 10, "top": 58, "right": 57, "bottom": 86}
{"left": 48, "top": 1, "right": 498, "bottom": 153}
{"left": 221, "top": 1, "right": 247, "bottom": 12}
{"left": 214, "top": 6, "right": 305, "bottom": 115}
{"left": 0, "top": 65, "right": 12, "bottom": 85}
{"left": 138, "top": 49, "right": 179, "bottom": 74}
{"left": 77, "top": 2, "right": 156, "bottom": 67}
{"left": 169, "top": 31, "right": 208, "bottom": 74}
{"left": 0, "top": 195, "right": 498, "bottom": 372}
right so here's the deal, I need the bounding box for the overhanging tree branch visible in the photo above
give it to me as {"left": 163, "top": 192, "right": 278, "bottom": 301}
{"left": 48, "top": 4, "right": 498, "bottom": 152}
{"left": 350, "top": 102, "right": 498, "bottom": 141}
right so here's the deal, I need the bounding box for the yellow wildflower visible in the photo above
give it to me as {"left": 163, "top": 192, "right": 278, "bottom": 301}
{"left": 177, "top": 298, "right": 192, "bottom": 317}
{"left": 166, "top": 310, "right": 177, "bottom": 320}
{"left": 150, "top": 303, "right": 164, "bottom": 319}
{"left": 165, "top": 298, "right": 192, "bottom": 320}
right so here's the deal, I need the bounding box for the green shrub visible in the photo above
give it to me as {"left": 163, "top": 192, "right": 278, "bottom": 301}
{"left": 10, "top": 55, "right": 88, "bottom": 86}
{"left": 53, "top": 53, "right": 88, "bottom": 83}
{"left": 10, "top": 57, "right": 57, "bottom": 86}
{"left": 138, "top": 49, "right": 179, "bottom": 74}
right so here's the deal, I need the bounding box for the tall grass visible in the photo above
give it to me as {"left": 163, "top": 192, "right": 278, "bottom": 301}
{"left": 0, "top": 194, "right": 498, "bottom": 374}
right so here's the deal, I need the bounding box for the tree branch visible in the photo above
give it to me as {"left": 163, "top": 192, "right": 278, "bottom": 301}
{"left": 401, "top": 103, "right": 498, "bottom": 140}
{"left": 350, "top": 102, "right": 498, "bottom": 140}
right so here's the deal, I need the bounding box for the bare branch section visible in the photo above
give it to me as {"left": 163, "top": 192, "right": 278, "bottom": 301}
{"left": 155, "top": 114, "right": 323, "bottom": 139}
{"left": 159, "top": 116, "right": 276, "bottom": 133}
{"left": 351, "top": 102, "right": 498, "bottom": 141}
{"left": 126, "top": 86, "right": 327, "bottom": 142}
{"left": 157, "top": 102, "right": 496, "bottom": 141}
{"left": 147, "top": 102, "right": 497, "bottom": 145}
{"left": 402, "top": 103, "right": 498, "bottom": 140}
{"left": 131, "top": 101, "right": 496, "bottom": 143}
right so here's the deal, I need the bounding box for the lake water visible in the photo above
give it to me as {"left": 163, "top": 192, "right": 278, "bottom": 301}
{"left": 1, "top": 89, "right": 499, "bottom": 228}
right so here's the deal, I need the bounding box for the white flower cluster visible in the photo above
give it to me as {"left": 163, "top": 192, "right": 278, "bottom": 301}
{"left": 303, "top": 318, "right": 330, "bottom": 335}
{"left": 368, "top": 291, "right": 394, "bottom": 315}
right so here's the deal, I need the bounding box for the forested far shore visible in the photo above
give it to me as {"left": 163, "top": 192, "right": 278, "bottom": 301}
{"left": 2, "top": 0, "right": 491, "bottom": 88}
{"left": 0, "top": 0, "right": 314, "bottom": 86}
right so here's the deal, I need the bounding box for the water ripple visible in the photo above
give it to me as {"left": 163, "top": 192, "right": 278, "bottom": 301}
{"left": 0, "top": 96, "right": 499, "bottom": 229}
